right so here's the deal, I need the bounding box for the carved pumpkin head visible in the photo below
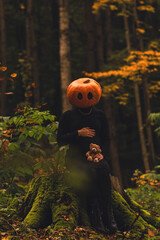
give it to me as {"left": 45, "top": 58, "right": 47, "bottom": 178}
{"left": 67, "top": 78, "right": 102, "bottom": 108}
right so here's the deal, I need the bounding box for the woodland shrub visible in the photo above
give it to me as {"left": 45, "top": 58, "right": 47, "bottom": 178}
{"left": 126, "top": 168, "right": 160, "bottom": 218}
{"left": 0, "top": 106, "right": 68, "bottom": 197}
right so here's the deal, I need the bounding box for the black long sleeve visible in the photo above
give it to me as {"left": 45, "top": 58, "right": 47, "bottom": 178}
{"left": 57, "top": 110, "right": 79, "bottom": 146}
{"left": 57, "top": 108, "right": 110, "bottom": 164}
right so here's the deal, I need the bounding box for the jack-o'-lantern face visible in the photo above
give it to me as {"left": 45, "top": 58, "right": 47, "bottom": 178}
{"left": 67, "top": 78, "right": 102, "bottom": 108}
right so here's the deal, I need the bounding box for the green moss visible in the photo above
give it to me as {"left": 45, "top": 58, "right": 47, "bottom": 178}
{"left": 51, "top": 185, "right": 79, "bottom": 231}
{"left": 23, "top": 175, "right": 56, "bottom": 228}
{"left": 128, "top": 198, "right": 160, "bottom": 229}
{"left": 112, "top": 191, "right": 155, "bottom": 231}
{"left": 21, "top": 174, "right": 159, "bottom": 231}
{"left": 19, "top": 177, "right": 42, "bottom": 218}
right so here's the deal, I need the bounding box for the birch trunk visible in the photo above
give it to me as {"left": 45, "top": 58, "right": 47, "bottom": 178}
{"left": 58, "top": 0, "right": 72, "bottom": 112}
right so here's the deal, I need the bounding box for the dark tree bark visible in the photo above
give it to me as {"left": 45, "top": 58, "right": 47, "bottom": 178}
{"left": 132, "top": 0, "right": 155, "bottom": 166}
{"left": 0, "top": 0, "right": 7, "bottom": 116}
{"left": 121, "top": 1, "right": 150, "bottom": 171}
{"left": 95, "top": 12, "right": 104, "bottom": 71}
{"left": 132, "top": 0, "right": 144, "bottom": 51}
{"left": 83, "top": 0, "right": 95, "bottom": 72}
{"left": 105, "top": 7, "right": 112, "bottom": 61}
{"left": 134, "top": 81, "right": 150, "bottom": 171}
{"left": 30, "top": 17, "right": 40, "bottom": 106}
{"left": 58, "top": 0, "right": 72, "bottom": 112}
{"left": 26, "top": 0, "right": 40, "bottom": 106}
{"left": 104, "top": 98, "right": 123, "bottom": 188}
{"left": 122, "top": 2, "right": 131, "bottom": 53}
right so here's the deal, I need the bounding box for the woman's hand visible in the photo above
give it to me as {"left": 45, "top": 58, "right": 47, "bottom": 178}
{"left": 78, "top": 127, "right": 95, "bottom": 138}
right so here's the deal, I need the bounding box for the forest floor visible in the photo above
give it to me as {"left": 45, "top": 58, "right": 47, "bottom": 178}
{"left": 0, "top": 169, "right": 160, "bottom": 240}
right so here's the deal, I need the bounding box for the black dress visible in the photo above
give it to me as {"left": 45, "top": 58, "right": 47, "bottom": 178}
{"left": 57, "top": 107, "right": 115, "bottom": 232}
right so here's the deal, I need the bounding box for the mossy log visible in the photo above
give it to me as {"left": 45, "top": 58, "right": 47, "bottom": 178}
{"left": 19, "top": 174, "right": 160, "bottom": 232}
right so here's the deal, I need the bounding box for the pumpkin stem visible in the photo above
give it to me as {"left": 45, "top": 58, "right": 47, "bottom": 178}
{"left": 83, "top": 79, "right": 90, "bottom": 84}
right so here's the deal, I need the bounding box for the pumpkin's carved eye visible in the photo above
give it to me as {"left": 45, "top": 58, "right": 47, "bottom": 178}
{"left": 78, "top": 92, "right": 83, "bottom": 100}
{"left": 88, "top": 92, "right": 93, "bottom": 100}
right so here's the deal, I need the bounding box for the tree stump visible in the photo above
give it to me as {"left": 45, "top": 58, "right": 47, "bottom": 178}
{"left": 18, "top": 174, "right": 160, "bottom": 232}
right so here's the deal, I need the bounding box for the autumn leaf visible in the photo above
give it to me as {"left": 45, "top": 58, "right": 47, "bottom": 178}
{"left": 136, "top": 28, "right": 145, "bottom": 34}
{"left": 5, "top": 92, "right": 14, "bottom": 95}
{"left": 148, "top": 229, "right": 155, "bottom": 237}
{"left": 20, "top": 3, "right": 25, "bottom": 10}
{"left": 0, "top": 66, "right": 7, "bottom": 71}
{"left": 2, "top": 237, "right": 9, "bottom": 240}
{"left": 19, "top": 128, "right": 25, "bottom": 132}
{"left": 32, "top": 82, "right": 36, "bottom": 87}
{"left": 18, "top": 58, "right": 24, "bottom": 62}
{"left": 10, "top": 73, "right": 17, "bottom": 78}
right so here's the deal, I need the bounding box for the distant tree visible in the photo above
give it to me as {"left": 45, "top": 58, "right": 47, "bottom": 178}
{"left": 92, "top": 0, "right": 157, "bottom": 171}
{"left": 83, "top": 0, "right": 96, "bottom": 72}
{"left": 85, "top": 50, "right": 160, "bottom": 171}
{"left": 132, "top": 0, "right": 156, "bottom": 166}
{"left": 0, "top": 0, "right": 7, "bottom": 115}
{"left": 105, "top": 7, "right": 112, "bottom": 61}
{"left": 26, "top": 0, "right": 40, "bottom": 106}
{"left": 58, "top": 0, "right": 71, "bottom": 112}
{"left": 95, "top": 11, "right": 104, "bottom": 71}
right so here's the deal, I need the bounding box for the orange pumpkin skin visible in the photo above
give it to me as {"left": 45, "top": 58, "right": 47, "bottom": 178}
{"left": 67, "top": 78, "right": 102, "bottom": 108}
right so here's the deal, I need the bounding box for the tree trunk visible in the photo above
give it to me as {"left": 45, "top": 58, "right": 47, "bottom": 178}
{"left": 0, "top": 0, "right": 7, "bottom": 116}
{"left": 122, "top": 3, "right": 131, "bottom": 53}
{"left": 122, "top": 2, "right": 150, "bottom": 171}
{"left": 132, "top": 0, "right": 144, "bottom": 51}
{"left": 132, "top": 0, "right": 155, "bottom": 166}
{"left": 58, "top": 0, "right": 72, "bottom": 112}
{"left": 18, "top": 174, "right": 160, "bottom": 231}
{"left": 143, "top": 76, "right": 155, "bottom": 166}
{"left": 83, "top": 0, "right": 95, "bottom": 72}
{"left": 104, "top": 98, "right": 123, "bottom": 188}
{"left": 30, "top": 16, "right": 40, "bottom": 105}
{"left": 105, "top": 7, "right": 112, "bottom": 61}
{"left": 26, "top": 0, "right": 32, "bottom": 58}
{"left": 133, "top": 81, "right": 150, "bottom": 171}
{"left": 95, "top": 12, "right": 104, "bottom": 71}
{"left": 26, "top": 0, "right": 40, "bottom": 106}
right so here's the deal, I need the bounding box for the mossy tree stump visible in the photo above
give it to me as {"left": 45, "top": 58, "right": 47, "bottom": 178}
{"left": 19, "top": 174, "right": 160, "bottom": 232}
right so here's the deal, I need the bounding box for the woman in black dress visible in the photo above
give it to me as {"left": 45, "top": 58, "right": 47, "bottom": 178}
{"left": 57, "top": 78, "right": 117, "bottom": 233}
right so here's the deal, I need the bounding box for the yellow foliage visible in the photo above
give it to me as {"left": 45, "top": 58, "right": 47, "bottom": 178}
{"left": 20, "top": 4, "right": 25, "bottom": 10}
{"left": 110, "top": 4, "right": 118, "bottom": 10}
{"left": 92, "top": 0, "right": 132, "bottom": 13}
{"left": 0, "top": 66, "right": 7, "bottom": 71}
{"left": 31, "top": 82, "right": 36, "bottom": 88}
{"left": 10, "top": 73, "right": 17, "bottom": 78}
{"left": 136, "top": 28, "right": 145, "bottom": 34}
{"left": 137, "top": 5, "right": 155, "bottom": 13}
{"left": 84, "top": 50, "right": 160, "bottom": 103}
{"left": 18, "top": 58, "right": 25, "bottom": 63}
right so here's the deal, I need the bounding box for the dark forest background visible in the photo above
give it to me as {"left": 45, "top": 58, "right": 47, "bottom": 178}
{"left": 1, "top": 0, "right": 160, "bottom": 187}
